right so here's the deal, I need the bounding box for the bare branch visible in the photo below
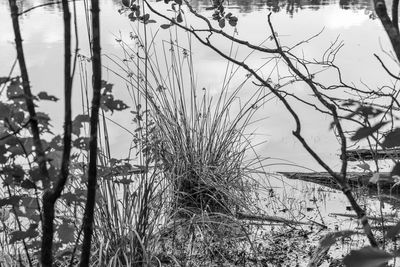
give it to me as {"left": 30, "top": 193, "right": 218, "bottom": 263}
{"left": 374, "top": 53, "right": 400, "bottom": 80}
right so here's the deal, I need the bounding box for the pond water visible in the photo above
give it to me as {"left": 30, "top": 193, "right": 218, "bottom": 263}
{"left": 1, "top": 0, "right": 396, "bottom": 173}
{"left": 2, "top": 0, "right": 400, "bottom": 265}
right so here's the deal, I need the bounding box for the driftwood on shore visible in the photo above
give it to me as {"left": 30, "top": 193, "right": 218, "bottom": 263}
{"left": 278, "top": 171, "right": 400, "bottom": 206}
{"left": 279, "top": 171, "right": 397, "bottom": 189}
{"left": 278, "top": 171, "right": 400, "bottom": 194}
{"left": 342, "top": 148, "right": 400, "bottom": 161}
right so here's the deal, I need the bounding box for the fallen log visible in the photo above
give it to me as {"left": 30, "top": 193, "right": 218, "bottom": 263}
{"left": 342, "top": 148, "right": 400, "bottom": 161}
{"left": 329, "top": 212, "right": 397, "bottom": 222}
{"left": 278, "top": 172, "right": 400, "bottom": 206}
{"left": 278, "top": 171, "right": 397, "bottom": 190}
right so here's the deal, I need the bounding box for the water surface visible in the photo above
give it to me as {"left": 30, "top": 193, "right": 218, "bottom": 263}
{"left": 0, "top": 0, "right": 394, "bottom": 172}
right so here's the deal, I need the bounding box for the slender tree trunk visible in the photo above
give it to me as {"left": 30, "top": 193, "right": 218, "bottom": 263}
{"left": 41, "top": 0, "right": 73, "bottom": 266}
{"left": 79, "top": 0, "right": 102, "bottom": 265}
{"left": 7, "top": 1, "right": 49, "bottom": 184}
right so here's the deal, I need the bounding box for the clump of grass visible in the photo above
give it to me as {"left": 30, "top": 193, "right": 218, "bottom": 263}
{"left": 94, "top": 24, "right": 272, "bottom": 264}
{"left": 113, "top": 35, "right": 270, "bottom": 219}
{"left": 145, "top": 64, "right": 261, "bottom": 217}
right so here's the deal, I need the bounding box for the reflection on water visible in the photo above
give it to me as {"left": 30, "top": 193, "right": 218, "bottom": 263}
{"left": 9, "top": 0, "right": 63, "bottom": 13}
{"left": 4, "top": 0, "right": 375, "bottom": 17}
{"left": 192, "top": 0, "right": 374, "bottom": 14}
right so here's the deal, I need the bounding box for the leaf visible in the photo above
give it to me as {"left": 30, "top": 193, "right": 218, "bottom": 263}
{"left": 117, "top": 177, "right": 134, "bottom": 184}
{"left": 356, "top": 106, "right": 376, "bottom": 117}
{"left": 382, "top": 128, "right": 400, "bottom": 148}
{"left": 218, "top": 18, "right": 225, "bottom": 28}
{"left": 101, "top": 80, "right": 114, "bottom": 93}
{"left": 21, "top": 196, "right": 39, "bottom": 210}
{"left": 49, "top": 135, "right": 63, "bottom": 150}
{"left": 3, "top": 165, "right": 25, "bottom": 185}
{"left": 36, "top": 112, "right": 52, "bottom": 133}
{"left": 0, "top": 145, "right": 7, "bottom": 164}
{"left": 142, "top": 13, "right": 150, "bottom": 22}
{"left": 0, "top": 207, "right": 10, "bottom": 221}
{"left": 135, "top": 8, "right": 140, "bottom": 17}
{"left": 320, "top": 230, "right": 357, "bottom": 248}
{"left": 0, "top": 103, "right": 11, "bottom": 119}
{"left": 61, "top": 192, "right": 85, "bottom": 205}
{"left": 37, "top": 91, "right": 59, "bottom": 102}
{"left": 228, "top": 16, "right": 238, "bottom": 27}
{"left": 351, "top": 122, "right": 387, "bottom": 141}
{"left": 8, "top": 144, "right": 24, "bottom": 157}
{"left": 18, "top": 138, "right": 34, "bottom": 155}
{"left": 369, "top": 173, "right": 380, "bottom": 184}
{"left": 10, "top": 224, "right": 39, "bottom": 244}
{"left": 175, "top": 0, "right": 182, "bottom": 5}
{"left": 0, "top": 196, "right": 21, "bottom": 207}
{"left": 357, "top": 163, "right": 371, "bottom": 172}
{"left": 386, "top": 221, "right": 400, "bottom": 239}
{"left": 101, "top": 94, "right": 129, "bottom": 113}
{"left": 21, "top": 196, "right": 39, "bottom": 218}
{"left": 20, "top": 179, "right": 36, "bottom": 190}
{"left": 7, "top": 79, "right": 24, "bottom": 99}
{"left": 177, "top": 12, "right": 183, "bottom": 23}
{"left": 73, "top": 137, "right": 90, "bottom": 150}
{"left": 160, "top": 24, "right": 171, "bottom": 29}
{"left": 128, "top": 12, "right": 136, "bottom": 21}
{"left": 29, "top": 167, "right": 42, "bottom": 182}
{"left": 0, "top": 77, "right": 9, "bottom": 85}
{"left": 122, "top": 0, "right": 130, "bottom": 7}
{"left": 0, "top": 135, "right": 18, "bottom": 147}
{"left": 47, "top": 150, "right": 63, "bottom": 169}
{"left": 13, "top": 111, "right": 25, "bottom": 124}
{"left": 72, "top": 114, "right": 90, "bottom": 136}
{"left": 58, "top": 221, "right": 75, "bottom": 243}
{"left": 343, "top": 246, "right": 393, "bottom": 267}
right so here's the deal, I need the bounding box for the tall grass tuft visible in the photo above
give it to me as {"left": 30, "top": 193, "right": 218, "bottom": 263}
{"left": 144, "top": 51, "right": 262, "bottom": 217}
{"left": 98, "top": 28, "right": 273, "bottom": 264}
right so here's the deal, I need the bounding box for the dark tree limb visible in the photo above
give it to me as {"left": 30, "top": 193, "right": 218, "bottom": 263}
{"left": 8, "top": 0, "right": 50, "bottom": 187}
{"left": 53, "top": 0, "right": 73, "bottom": 201}
{"left": 41, "top": 0, "right": 73, "bottom": 266}
{"left": 267, "top": 14, "right": 378, "bottom": 247}
{"left": 374, "top": 0, "right": 400, "bottom": 61}
{"left": 392, "top": 0, "right": 399, "bottom": 32}
{"left": 79, "top": 0, "right": 102, "bottom": 265}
